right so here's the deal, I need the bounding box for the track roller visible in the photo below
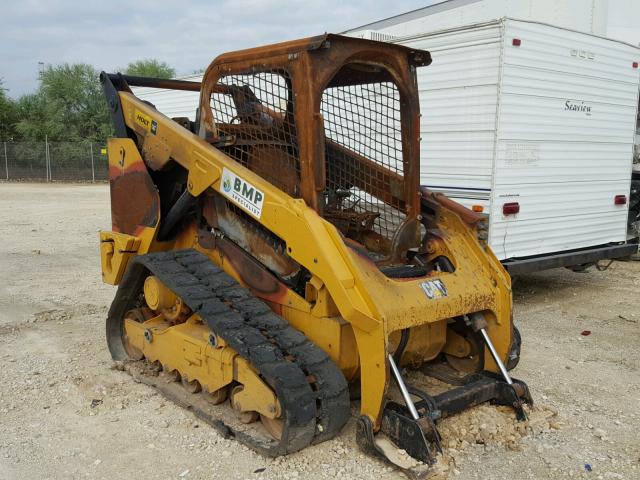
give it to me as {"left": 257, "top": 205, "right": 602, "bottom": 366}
{"left": 106, "top": 249, "right": 350, "bottom": 456}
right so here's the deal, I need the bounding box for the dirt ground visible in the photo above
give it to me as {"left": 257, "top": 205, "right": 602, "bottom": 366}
{"left": 1, "top": 183, "right": 639, "bottom": 480}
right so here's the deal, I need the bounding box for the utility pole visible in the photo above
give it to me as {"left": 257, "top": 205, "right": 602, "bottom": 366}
{"left": 45, "top": 135, "right": 50, "bottom": 181}
{"left": 90, "top": 142, "right": 95, "bottom": 183}
{"left": 3, "top": 142, "right": 8, "bottom": 181}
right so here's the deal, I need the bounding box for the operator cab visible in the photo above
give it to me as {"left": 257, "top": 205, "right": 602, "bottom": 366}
{"left": 199, "top": 34, "right": 432, "bottom": 267}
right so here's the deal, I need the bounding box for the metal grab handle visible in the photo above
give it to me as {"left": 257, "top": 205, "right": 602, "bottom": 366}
{"left": 479, "top": 327, "right": 513, "bottom": 385}
{"left": 467, "top": 312, "right": 514, "bottom": 386}
{"left": 388, "top": 354, "right": 420, "bottom": 420}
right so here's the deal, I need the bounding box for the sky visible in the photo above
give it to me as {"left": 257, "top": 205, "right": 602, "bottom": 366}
{"left": 1, "top": 0, "right": 639, "bottom": 99}
{"left": 0, "top": 0, "right": 437, "bottom": 98}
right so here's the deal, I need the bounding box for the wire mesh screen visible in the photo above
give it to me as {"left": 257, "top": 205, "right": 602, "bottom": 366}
{"left": 209, "top": 72, "right": 301, "bottom": 197}
{"left": 321, "top": 81, "right": 405, "bottom": 240}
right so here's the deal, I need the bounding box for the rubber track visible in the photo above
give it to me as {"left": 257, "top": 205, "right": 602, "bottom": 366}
{"left": 109, "top": 249, "right": 349, "bottom": 456}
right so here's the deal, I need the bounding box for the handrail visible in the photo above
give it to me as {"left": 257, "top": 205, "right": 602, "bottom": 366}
{"left": 102, "top": 72, "right": 202, "bottom": 91}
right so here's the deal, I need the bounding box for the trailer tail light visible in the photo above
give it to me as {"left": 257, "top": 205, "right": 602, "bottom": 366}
{"left": 633, "top": 62, "right": 638, "bottom": 69}
{"left": 512, "top": 38, "right": 521, "bottom": 47}
{"left": 503, "top": 202, "right": 520, "bottom": 215}
{"left": 614, "top": 195, "right": 627, "bottom": 205}
{"left": 472, "top": 205, "right": 484, "bottom": 213}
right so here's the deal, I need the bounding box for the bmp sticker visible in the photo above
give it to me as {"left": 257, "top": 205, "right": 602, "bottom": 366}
{"left": 134, "top": 110, "right": 158, "bottom": 134}
{"left": 220, "top": 167, "right": 265, "bottom": 218}
{"left": 419, "top": 279, "right": 448, "bottom": 300}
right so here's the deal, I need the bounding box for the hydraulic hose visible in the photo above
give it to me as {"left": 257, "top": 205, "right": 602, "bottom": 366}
{"left": 157, "top": 190, "right": 196, "bottom": 240}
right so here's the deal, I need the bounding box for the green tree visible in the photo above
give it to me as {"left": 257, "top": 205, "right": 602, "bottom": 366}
{"left": 0, "top": 79, "right": 18, "bottom": 140}
{"left": 125, "top": 59, "right": 175, "bottom": 78}
{"left": 14, "top": 63, "right": 111, "bottom": 142}
{"left": 14, "top": 92, "right": 53, "bottom": 140}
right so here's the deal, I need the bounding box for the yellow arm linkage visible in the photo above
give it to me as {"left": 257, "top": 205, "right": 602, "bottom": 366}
{"left": 118, "top": 91, "right": 381, "bottom": 333}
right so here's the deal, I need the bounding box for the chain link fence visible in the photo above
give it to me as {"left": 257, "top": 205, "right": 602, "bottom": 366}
{"left": 1, "top": 141, "right": 108, "bottom": 182}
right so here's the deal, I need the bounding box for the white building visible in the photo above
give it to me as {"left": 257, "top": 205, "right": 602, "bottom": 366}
{"left": 344, "top": 0, "right": 611, "bottom": 39}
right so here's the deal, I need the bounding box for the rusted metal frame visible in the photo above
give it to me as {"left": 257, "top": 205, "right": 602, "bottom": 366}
{"left": 290, "top": 53, "right": 324, "bottom": 212}
{"left": 199, "top": 35, "right": 429, "bottom": 221}
{"left": 201, "top": 58, "right": 298, "bottom": 134}
{"left": 201, "top": 51, "right": 320, "bottom": 211}
{"left": 107, "top": 74, "right": 202, "bottom": 92}
{"left": 306, "top": 44, "right": 424, "bottom": 262}
{"left": 325, "top": 41, "right": 426, "bottom": 223}
{"left": 420, "top": 187, "right": 485, "bottom": 226}
{"left": 208, "top": 33, "right": 430, "bottom": 70}
{"left": 399, "top": 72, "right": 421, "bottom": 220}
{"left": 210, "top": 35, "right": 329, "bottom": 66}
{"left": 308, "top": 44, "right": 423, "bottom": 216}
{"left": 196, "top": 228, "right": 290, "bottom": 300}
{"left": 215, "top": 199, "right": 300, "bottom": 278}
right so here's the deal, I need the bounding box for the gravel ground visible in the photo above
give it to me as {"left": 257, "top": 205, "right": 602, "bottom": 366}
{"left": 1, "top": 183, "right": 639, "bottom": 480}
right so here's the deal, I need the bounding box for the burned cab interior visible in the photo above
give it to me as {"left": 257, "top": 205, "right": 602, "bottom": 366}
{"left": 199, "top": 48, "right": 433, "bottom": 276}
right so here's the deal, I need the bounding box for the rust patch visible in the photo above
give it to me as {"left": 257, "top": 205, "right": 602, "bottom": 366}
{"left": 197, "top": 229, "right": 217, "bottom": 250}
{"left": 217, "top": 236, "right": 288, "bottom": 299}
{"left": 110, "top": 170, "right": 159, "bottom": 235}
{"left": 201, "top": 195, "right": 219, "bottom": 229}
{"left": 215, "top": 197, "right": 299, "bottom": 278}
{"left": 421, "top": 187, "right": 484, "bottom": 227}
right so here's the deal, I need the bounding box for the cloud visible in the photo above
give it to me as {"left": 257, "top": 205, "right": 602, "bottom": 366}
{"left": 4, "top": 1, "right": 639, "bottom": 98}
{"left": 0, "top": 0, "right": 434, "bottom": 98}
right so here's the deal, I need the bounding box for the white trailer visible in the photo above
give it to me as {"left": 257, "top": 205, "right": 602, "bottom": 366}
{"left": 349, "top": 18, "right": 640, "bottom": 273}
{"left": 132, "top": 73, "right": 203, "bottom": 120}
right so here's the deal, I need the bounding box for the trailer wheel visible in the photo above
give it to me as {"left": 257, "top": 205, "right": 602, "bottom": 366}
{"left": 567, "top": 263, "right": 593, "bottom": 273}
{"left": 506, "top": 327, "right": 521, "bottom": 371}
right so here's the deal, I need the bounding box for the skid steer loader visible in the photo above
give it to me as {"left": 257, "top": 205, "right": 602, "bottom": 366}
{"left": 99, "top": 34, "right": 531, "bottom": 476}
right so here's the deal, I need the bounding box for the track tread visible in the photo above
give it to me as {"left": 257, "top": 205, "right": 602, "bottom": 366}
{"left": 177, "top": 249, "right": 349, "bottom": 443}
{"left": 109, "top": 249, "right": 349, "bottom": 456}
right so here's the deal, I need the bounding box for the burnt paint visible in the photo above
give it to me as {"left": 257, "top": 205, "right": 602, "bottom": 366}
{"left": 110, "top": 170, "right": 159, "bottom": 236}
{"left": 217, "top": 235, "right": 289, "bottom": 299}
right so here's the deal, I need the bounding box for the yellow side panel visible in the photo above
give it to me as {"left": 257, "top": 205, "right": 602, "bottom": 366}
{"left": 100, "top": 231, "right": 140, "bottom": 285}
